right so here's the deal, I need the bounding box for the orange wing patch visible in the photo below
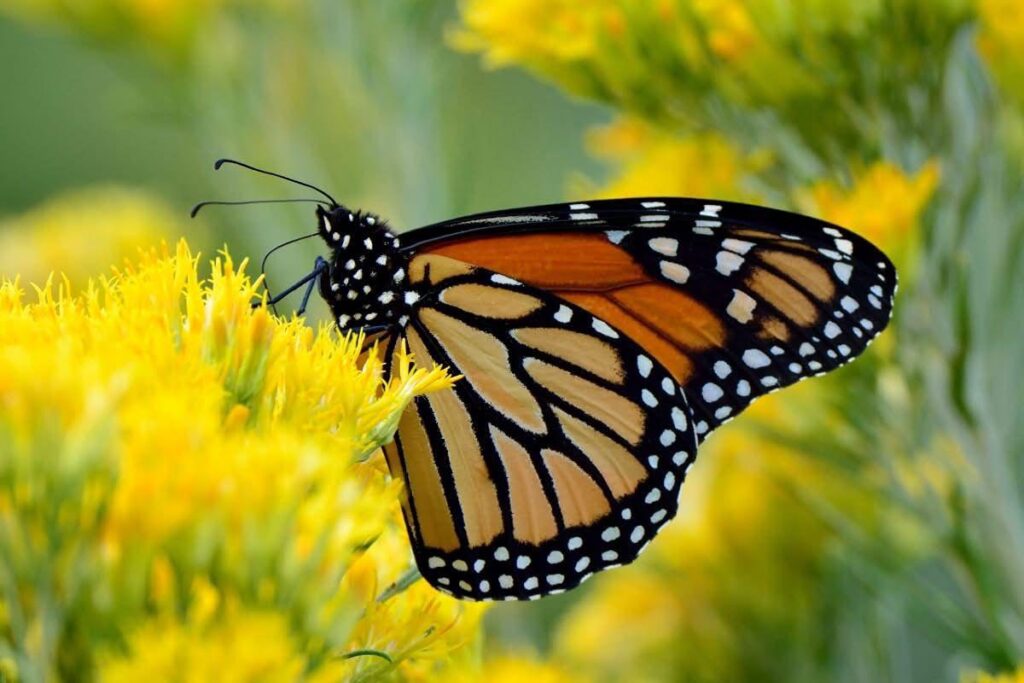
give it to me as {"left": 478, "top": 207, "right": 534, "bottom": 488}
{"left": 417, "top": 308, "right": 546, "bottom": 434}
{"left": 757, "top": 249, "right": 836, "bottom": 302}
{"left": 490, "top": 427, "right": 559, "bottom": 544}
{"left": 511, "top": 327, "right": 624, "bottom": 384}
{"left": 425, "top": 233, "right": 648, "bottom": 290}
{"left": 540, "top": 449, "right": 612, "bottom": 527}
{"left": 440, "top": 283, "right": 544, "bottom": 319}
{"left": 610, "top": 284, "right": 726, "bottom": 351}
{"left": 423, "top": 382, "right": 504, "bottom": 547}
{"left": 388, "top": 402, "right": 461, "bottom": 552}
{"left": 557, "top": 292, "right": 696, "bottom": 384}
{"left": 523, "top": 357, "right": 645, "bottom": 446}
{"left": 551, "top": 407, "right": 647, "bottom": 499}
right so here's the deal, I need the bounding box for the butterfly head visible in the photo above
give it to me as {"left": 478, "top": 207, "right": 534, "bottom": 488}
{"left": 316, "top": 204, "right": 409, "bottom": 332}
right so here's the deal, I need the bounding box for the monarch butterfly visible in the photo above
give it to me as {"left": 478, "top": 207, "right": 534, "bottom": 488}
{"left": 196, "top": 159, "right": 897, "bottom": 602}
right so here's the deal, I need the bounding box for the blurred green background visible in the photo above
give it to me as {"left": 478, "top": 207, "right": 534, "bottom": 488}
{"left": 0, "top": 2, "right": 604, "bottom": 314}
{"left": 2, "top": 0, "right": 1023, "bottom": 681}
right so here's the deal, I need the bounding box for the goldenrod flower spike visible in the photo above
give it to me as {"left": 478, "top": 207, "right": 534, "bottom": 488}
{"left": 0, "top": 239, "right": 483, "bottom": 680}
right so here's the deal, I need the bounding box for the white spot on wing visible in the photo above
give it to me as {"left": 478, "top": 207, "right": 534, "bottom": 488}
{"left": 648, "top": 237, "right": 679, "bottom": 256}
{"left": 726, "top": 289, "right": 756, "bottom": 323}
{"left": 742, "top": 349, "right": 771, "bottom": 368}
{"left": 722, "top": 238, "right": 755, "bottom": 254}
{"left": 702, "top": 383, "right": 724, "bottom": 402}
{"left": 716, "top": 250, "right": 744, "bottom": 276}
{"left": 592, "top": 318, "right": 619, "bottom": 338}
{"left": 834, "top": 262, "right": 853, "bottom": 284}
{"left": 491, "top": 273, "right": 521, "bottom": 286}
{"left": 660, "top": 260, "right": 690, "bottom": 284}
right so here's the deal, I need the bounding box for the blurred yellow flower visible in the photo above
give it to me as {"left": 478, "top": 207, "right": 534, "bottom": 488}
{"left": 0, "top": 187, "right": 191, "bottom": 288}
{"left": 100, "top": 603, "right": 308, "bottom": 683}
{"left": 553, "top": 383, "right": 934, "bottom": 682}
{"left": 457, "top": 653, "right": 585, "bottom": 683}
{"left": 691, "top": 0, "right": 758, "bottom": 62}
{"left": 580, "top": 118, "right": 769, "bottom": 201}
{"left": 0, "top": 0, "right": 237, "bottom": 58}
{"left": 452, "top": 0, "right": 619, "bottom": 67}
{"left": 976, "top": 0, "right": 1024, "bottom": 102}
{"left": 964, "top": 665, "right": 1024, "bottom": 683}
{"left": 798, "top": 160, "right": 940, "bottom": 252}
{"left": 0, "top": 240, "right": 474, "bottom": 679}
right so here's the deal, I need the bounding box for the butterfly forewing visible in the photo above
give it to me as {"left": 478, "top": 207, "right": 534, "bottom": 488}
{"left": 405, "top": 198, "right": 896, "bottom": 441}
{"left": 381, "top": 254, "right": 697, "bottom": 600}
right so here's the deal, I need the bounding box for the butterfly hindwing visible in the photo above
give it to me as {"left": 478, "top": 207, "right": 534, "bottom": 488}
{"left": 381, "top": 254, "right": 697, "bottom": 601}
{"left": 405, "top": 198, "right": 896, "bottom": 441}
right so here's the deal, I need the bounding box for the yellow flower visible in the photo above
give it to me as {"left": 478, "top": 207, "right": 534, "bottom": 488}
{"left": 0, "top": 187, "right": 191, "bottom": 288}
{"left": 452, "top": 0, "right": 619, "bottom": 67}
{"left": 0, "top": 240, "right": 471, "bottom": 679}
{"left": 798, "top": 160, "right": 940, "bottom": 253}
{"left": 976, "top": 0, "right": 1024, "bottom": 102}
{"left": 963, "top": 665, "right": 1024, "bottom": 683}
{"left": 337, "top": 529, "right": 489, "bottom": 682}
{"left": 0, "top": 0, "right": 238, "bottom": 58}
{"left": 454, "top": 653, "right": 585, "bottom": 683}
{"left": 579, "top": 118, "right": 770, "bottom": 201}
{"left": 690, "top": 0, "right": 758, "bottom": 62}
{"left": 100, "top": 603, "right": 308, "bottom": 682}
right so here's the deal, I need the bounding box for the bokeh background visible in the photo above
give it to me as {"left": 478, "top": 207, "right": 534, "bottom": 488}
{"left": 1, "top": 0, "right": 1023, "bottom": 681}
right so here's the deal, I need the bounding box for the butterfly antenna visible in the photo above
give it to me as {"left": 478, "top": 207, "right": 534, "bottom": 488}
{"left": 261, "top": 232, "right": 320, "bottom": 276}
{"left": 190, "top": 198, "right": 333, "bottom": 218}
{"left": 214, "top": 158, "right": 339, "bottom": 206}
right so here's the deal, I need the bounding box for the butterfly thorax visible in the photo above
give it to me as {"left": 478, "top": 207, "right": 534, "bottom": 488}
{"left": 317, "top": 205, "right": 410, "bottom": 331}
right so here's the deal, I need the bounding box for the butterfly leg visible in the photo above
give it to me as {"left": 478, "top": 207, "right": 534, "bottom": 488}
{"left": 296, "top": 256, "right": 328, "bottom": 316}
{"left": 253, "top": 255, "right": 329, "bottom": 314}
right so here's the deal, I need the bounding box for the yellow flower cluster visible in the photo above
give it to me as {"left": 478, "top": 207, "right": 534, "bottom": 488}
{"left": 452, "top": 0, "right": 619, "bottom": 67}
{"left": 0, "top": 240, "right": 484, "bottom": 680}
{"left": 456, "top": 0, "right": 970, "bottom": 109}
